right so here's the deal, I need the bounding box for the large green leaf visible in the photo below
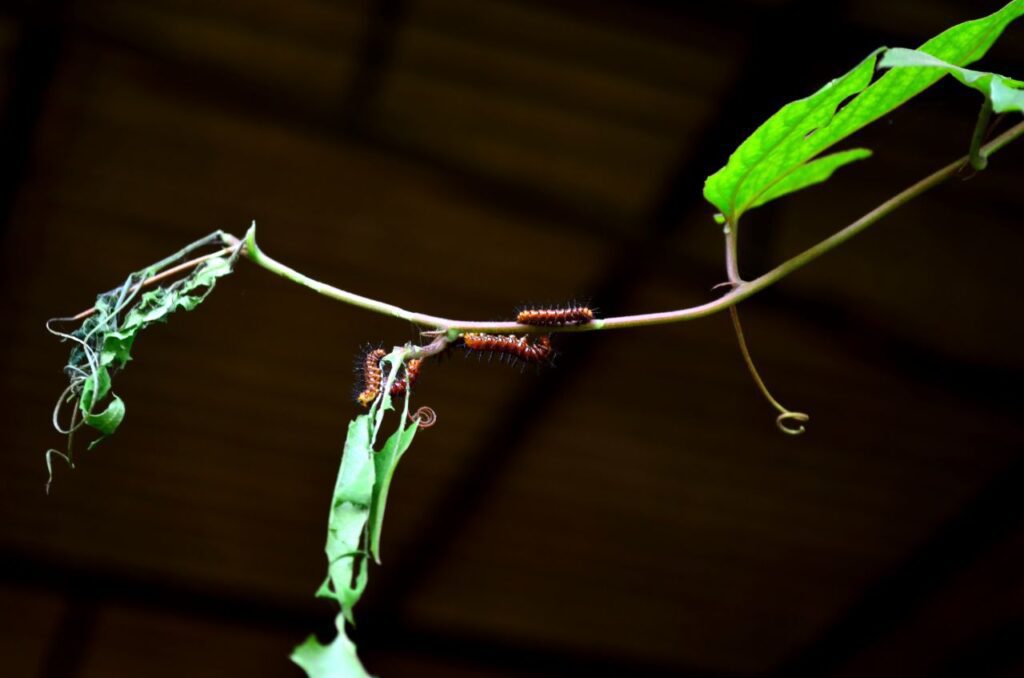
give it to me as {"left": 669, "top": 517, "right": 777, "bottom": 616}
{"left": 747, "top": 148, "right": 873, "bottom": 211}
{"left": 879, "top": 48, "right": 1024, "bottom": 113}
{"left": 704, "top": 0, "right": 1024, "bottom": 222}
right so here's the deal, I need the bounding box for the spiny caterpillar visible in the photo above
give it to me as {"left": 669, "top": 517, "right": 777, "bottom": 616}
{"left": 355, "top": 347, "right": 422, "bottom": 408}
{"left": 356, "top": 348, "right": 386, "bottom": 407}
{"left": 516, "top": 304, "right": 594, "bottom": 327}
{"left": 390, "top": 358, "right": 422, "bottom": 398}
{"left": 461, "top": 333, "right": 553, "bottom": 365}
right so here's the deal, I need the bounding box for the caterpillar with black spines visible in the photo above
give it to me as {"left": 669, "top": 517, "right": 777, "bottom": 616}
{"left": 354, "top": 347, "right": 423, "bottom": 408}
{"left": 516, "top": 304, "right": 595, "bottom": 327}
{"left": 460, "top": 333, "right": 553, "bottom": 365}
{"left": 355, "top": 347, "right": 386, "bottom": 407}
{"left": 389, "top": 358, "right": 422, "bottom": 398}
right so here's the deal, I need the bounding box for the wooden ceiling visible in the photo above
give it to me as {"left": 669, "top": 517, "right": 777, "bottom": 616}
{"left": 1, "top": 1, "right": 1023, "bottom": 676}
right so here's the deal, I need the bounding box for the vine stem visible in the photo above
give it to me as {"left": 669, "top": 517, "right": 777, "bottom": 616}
{"left": 66, "top": 120, "right": 1024, "bottom": 332}
{"left": 723, "top": 211, "right": 809, "bottom": 434}
{"left": 969, "top": 99, "right": 994, "bottom": 171}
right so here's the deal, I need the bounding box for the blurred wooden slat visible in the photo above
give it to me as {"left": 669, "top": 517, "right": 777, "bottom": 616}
{"left": 375, "top": 0, "right": 741, "bottom": 223}
{"left": 77, "top": 0, "right": 367, "bottom": 106}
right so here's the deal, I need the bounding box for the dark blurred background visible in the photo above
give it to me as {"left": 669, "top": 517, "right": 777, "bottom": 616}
{"left": 1, "top": 0, "right": 1023, "bottom": 676}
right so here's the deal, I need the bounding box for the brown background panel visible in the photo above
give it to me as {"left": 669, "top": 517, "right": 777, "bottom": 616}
{"left": 0, "top": 587, "right": 65, "bottom": 677}
{"left": 77, "top": 604, "right": 295, "bottom": 677}
{"left": 1, "top": 1, "right": 1023, "bottom": 677}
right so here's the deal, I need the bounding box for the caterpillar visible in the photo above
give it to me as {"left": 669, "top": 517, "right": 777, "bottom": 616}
{"left": 516, "top": 304, "right": 594, "bottom": 327}
{"left": 389, "top": 358, "right": 422, "bottom": 398}
{"left": 355, "top": 349, "right": 423, "bottom": 408}
{"left": 356, "top": 348, "right": 386, "bottom": 407}
{"left": 461, "top": 333, "right": 553, "bottom": 365}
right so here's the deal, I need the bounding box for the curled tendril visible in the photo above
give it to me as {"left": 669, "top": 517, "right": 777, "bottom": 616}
{"left": 45, "top": 449, "right": 73, "bottom": 495}
{"left": 409, "top": 406, "right": 437, "bottom": 429}
{"left": 776, "top": 411, "right": 810, "bottom": 436}
{"left": 51, "top": 384, "right": 83, "bottom": 435}
{"left": 729, "top": 306, "right": 809, "bottom": 436}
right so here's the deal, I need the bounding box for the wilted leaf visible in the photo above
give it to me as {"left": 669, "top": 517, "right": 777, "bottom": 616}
{"left": 47, "top": 237, "right": 237, "bottom": 454}
{"left": 82, "top": 395, "right": 125, "bottom": 437}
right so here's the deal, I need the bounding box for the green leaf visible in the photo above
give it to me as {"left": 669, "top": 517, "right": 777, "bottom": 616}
{"left": 119, "top": 257, "right": 234, "bottom": 332}
{"left": 704, "top": 50, "right": 880, "bottom": 221}
{"left": 879, "top": 48, "right": 1024, "bottom": 113}
{"left": 748, "top": 148, "right": 873, "bottom": 210}
{"left": 319, "top": 415, "right": 376, "bottom": 623}
{"left": 62, "top": 248, "right": 236, "bottom": 443}
{"left": 291, "top": 614, "right": 373, "bottom": 678}
{"left": 47, "top": 232, "right": 238, "bottom": 489}
{"left": 82, "top": 394, "right": 124, "bottom": 436}
{"left": 301, "top": 356, "right": 422, "bottom": 677}
{"left": 368, "top": 421, "right": 418, "bottom": 563}
{"left": 192, "top": 256, "right": 234, "bottom": 286}
{"left": 100, "top": 330, "right": 136, "bottom": 368}
{"left": 704, "top": 0, "right": 1024, "bottom": 222}
{"left": 80, "top": 366, "right": 112, "bottom": 413}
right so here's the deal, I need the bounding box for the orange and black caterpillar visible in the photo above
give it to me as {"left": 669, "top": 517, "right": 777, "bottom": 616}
{"left": 461, "top": 333, "right": 553, "bottom": 365}
{"left": 355, "top": 347, "right": 422, "bottom": 408}
{"left": 389, "top": 358, "right": 422, "bottom": 399}
{"left": 516, "top": 304, "right": 594, "bottom": 327}
{"left": 356, "top": 348, "right": 387, "bottom": 407}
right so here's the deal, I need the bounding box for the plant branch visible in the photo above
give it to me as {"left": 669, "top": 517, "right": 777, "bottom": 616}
{"left": 241, "top": 227, "right": 424, "bottom": 324}
{"left": 62, "top": 120, "right": 1024, "bottom": 333}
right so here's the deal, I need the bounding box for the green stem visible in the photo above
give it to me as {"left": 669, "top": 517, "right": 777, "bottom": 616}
{"left": 724, "top": 221, "right": 743, "bottom": 283}
{"left": 969, "top": 99, "right": 993, "bottom": 171}
{"left": 77, "top": 120, "right": 1023, "bottom": 334}
{"left": 241, "top": 225, "right": 422, "bottom": 323}
{"left": 723, "top": 218, "right": 807, "bottom": 433}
